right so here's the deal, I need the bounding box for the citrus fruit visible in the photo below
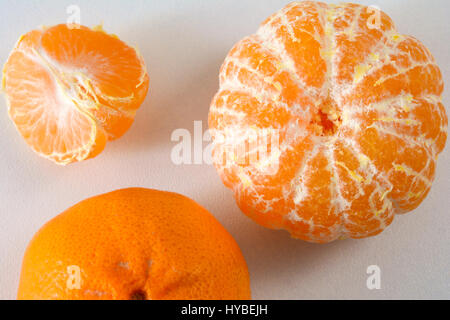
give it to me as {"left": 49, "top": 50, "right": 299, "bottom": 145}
{"left": 208, "top": 1, "right": 448, "bottom": 243}
{"left": 2, "top": 24, "right": 149, "bottom": 165}
{"left": 17, "top": 188, "right": 250, "bottom": 300}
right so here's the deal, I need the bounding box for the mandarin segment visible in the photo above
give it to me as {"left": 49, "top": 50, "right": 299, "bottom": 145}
{"left": 208, "top": 1, "right": 447, "bottom": 243}
{"left": 17, "top": 188, "right": 251, "bottom": 300}
{"left": 2, "top": 24, "right": 149, "bottom": 165}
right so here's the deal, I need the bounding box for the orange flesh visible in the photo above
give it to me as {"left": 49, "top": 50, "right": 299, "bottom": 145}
{"left": 209, "top": 1, "right": 448, "bottom": 243}
{"left": 2, "top": 24, "right": 149, "bottom": 165}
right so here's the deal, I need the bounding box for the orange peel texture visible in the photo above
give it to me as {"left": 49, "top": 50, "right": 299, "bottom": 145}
{"left": 17, "top": 188, "right": 251, "bottom": 300}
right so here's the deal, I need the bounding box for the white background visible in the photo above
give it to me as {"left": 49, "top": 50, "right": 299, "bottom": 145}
{"left": 0, "top": 0, "right": 449, "bottom": 299}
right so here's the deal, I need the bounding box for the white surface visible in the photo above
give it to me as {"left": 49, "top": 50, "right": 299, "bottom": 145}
{"left": 0, "top": 0, "right": 449, "bottom": 300}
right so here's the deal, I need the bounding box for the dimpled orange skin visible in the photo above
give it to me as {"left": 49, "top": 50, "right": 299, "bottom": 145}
{"left": 17, "top": 188, "right": 251, "bottom": 300}
{"left": 2, "top": 24, "right": 149, "bottom": 165}
{"left": 208, "top": 1, "right": 448, "bottom": 243}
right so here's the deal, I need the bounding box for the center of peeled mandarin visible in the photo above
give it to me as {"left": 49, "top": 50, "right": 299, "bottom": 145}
{"left": 310, "top": 96, "right": 342, "bottom": 137}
